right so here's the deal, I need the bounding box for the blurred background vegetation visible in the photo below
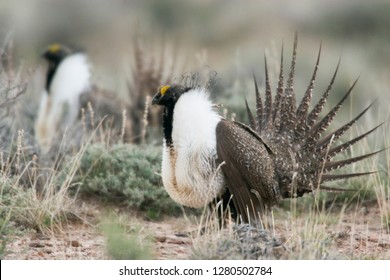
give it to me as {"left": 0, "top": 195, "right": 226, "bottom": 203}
{"left": 1, "top": 0, "right": 389, "bottom": 106}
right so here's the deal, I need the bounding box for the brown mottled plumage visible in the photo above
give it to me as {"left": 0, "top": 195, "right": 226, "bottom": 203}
{"left": 153, "top": 35, "right": 381, "bottom": 224}
{"left": 237, "top": 34, "right": 381, "bottom": 207}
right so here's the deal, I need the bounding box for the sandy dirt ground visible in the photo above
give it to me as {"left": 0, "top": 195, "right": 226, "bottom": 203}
{"left": 3, "top": 199, "right": 390, "bottom": 260}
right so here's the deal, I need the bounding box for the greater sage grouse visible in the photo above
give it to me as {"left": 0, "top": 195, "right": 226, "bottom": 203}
{"left": 35, "top": 43, "right": 91, "bottom": 148}
{"left": 152, "top": 36, "right": 381, "bottom": 224}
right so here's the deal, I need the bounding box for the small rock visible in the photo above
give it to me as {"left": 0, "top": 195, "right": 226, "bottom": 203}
{"left": 174, "top": 232, "right": 189, "bottom": 238}
{"left": 154, "top": 235, "right": 167, "bottom": 243}
{"left": 168, "top": 237, "right": 189, "bottom": 245}
{"left": 67, "top": 240, "right": 81, "bottom": 247}
{"left": 37, "top": 251, "right": 45, "bottom": 257}
{"left": 29, "top": 242, "right": 45, "bottom": 248}
{"left": 31, "top": 234, "right": 50, "bottom": 241}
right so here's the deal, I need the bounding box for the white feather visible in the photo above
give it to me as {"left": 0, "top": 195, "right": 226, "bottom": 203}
{"left": 162, "top": 88, "right": 226, "bottom": 208}
{"left": 35, "top": 53, "right": 91, "bottom": 147}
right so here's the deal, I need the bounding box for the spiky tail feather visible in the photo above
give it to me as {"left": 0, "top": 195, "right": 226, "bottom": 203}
{"left": 246, "top": 34, "right": 381, "bottom": 197}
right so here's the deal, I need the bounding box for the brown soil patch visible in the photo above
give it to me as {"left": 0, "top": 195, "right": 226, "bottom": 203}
{"left": 3, "top": 199, "right": 390, "bottom": 260}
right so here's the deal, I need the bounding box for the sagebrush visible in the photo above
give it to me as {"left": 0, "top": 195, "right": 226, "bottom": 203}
{"left": 73, "top": 143, "right": 181, "bottom": 218}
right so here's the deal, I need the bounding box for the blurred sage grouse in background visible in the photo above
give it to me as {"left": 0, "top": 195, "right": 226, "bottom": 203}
{"left": 152, "top": 35, "right": 382, "bottom": 224}
{"left": 35, "top": 43, "right": 91, "bottom": 149}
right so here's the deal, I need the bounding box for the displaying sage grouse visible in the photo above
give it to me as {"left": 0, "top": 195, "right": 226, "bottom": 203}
{"left": 35, "top": 43, "right": 91, "bottom": 148}
{"left": 152, "top": 36, "right": 381, "bottom": 224}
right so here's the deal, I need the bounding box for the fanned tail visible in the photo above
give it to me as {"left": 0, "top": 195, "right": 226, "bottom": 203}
{"left": 304, "top": 78, "right": 359, "bottom": 149}
{"left": 321, "top": 171, "right": 377, "bottom": 182}
{"left": 317, "top": 102, "right": 375, "bottom": 152}
{"left": 263, "top": 55, "right": 273, "bottom": 130}
{"left": 253, "top": 75, "right": 263, "bottom": 133}
{"left": 324, "top": 150, "right": 384, "bottom": 172}
{"left": 307, "top": 59, "right": 341, "bottom": 128}
{"left": 272, "top": 43, "right": 284, "bottom": 131}
{"left": 294, "top": 43, "right": 321, "bottom": 141}
{"left": 245, "top": 98, "right": 256, "bottom": 130}
{"left": 279, "top": 33, "right": 298, "bottom": 134}
{"left": 244, "top": 35, "right": 381, "bottom": 198}
{"left": 326, "top": 123, "right": 383, "bottom": 160}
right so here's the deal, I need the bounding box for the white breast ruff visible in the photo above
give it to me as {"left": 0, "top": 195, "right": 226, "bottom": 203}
{"left": 161, "top": 88, "right": 225, "bottom": 208}
{"left": 35, "top": 53, "right": 91, "bottom": 147}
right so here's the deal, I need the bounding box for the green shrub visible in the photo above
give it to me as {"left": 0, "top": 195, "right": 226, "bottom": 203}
{"left": 74, "top": 143, "right": 181, "bottom": 217}
{"left": 101, "top": 216, "right": 153, "bottom": 260}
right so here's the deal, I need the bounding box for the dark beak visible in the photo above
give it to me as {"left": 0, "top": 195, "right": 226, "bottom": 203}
{"left": 152, "top": 92, "right": 161, "bottom": 105}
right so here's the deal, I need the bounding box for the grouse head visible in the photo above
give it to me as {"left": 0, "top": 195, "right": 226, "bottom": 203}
{"left": 42, "top": 43, "right": 72, "bottom": 65}
{"left": 152, "top": 84, "right": 192, "bottom": 107}
{"left": 41, "top": 44, "right": 73, "bottom": 91}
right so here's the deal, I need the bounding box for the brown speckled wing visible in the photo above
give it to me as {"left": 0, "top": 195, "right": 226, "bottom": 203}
{"left": 216, "top": 120, "right": 279, "bottom": 223}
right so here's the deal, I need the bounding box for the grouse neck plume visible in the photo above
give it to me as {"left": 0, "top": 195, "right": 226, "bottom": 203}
{"left": 152, "top": 35, "right": 381, "bottom": 224}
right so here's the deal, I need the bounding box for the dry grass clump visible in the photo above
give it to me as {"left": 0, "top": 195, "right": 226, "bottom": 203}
{"left": 190, "top": 206, "right": 286, "bottom": 260}
{"left": 371, "top": 128, "right": 390, "bottom": 233}
{"left": 190, "top": 201, "right": 341, "bottom": 260}
{"left": 280, "top": 203, "right": 340, "bottom": 259}
{"left": 0, "top": 131, "right": 89, "bottom": 235}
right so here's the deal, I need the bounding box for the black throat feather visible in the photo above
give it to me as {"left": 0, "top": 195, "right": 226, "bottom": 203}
{"left": 161, "top": 86, "right": 193, "bottom": 147}
{"left": 46, "top": 62, "right": 57, "bottom": 92}
{"left": 45, "top": 53, "right": 68, "bottom": 93}
{"left": 163, "top": 103, "right": 175, "bottom": 147}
